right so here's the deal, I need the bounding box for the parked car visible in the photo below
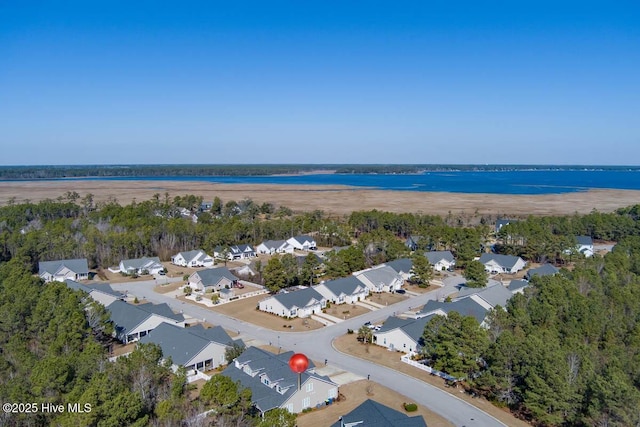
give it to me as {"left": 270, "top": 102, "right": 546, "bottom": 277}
{"left": 395, "top": 289, "right": 406, "bottom": 294}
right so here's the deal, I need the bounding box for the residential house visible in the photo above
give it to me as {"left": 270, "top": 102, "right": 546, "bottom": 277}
{"left": 106, "top": 300, "right": 185, "bottom": 344}
{"left": 479, "top": 253, "right": 526, "bottom": 274}
{"left": 405, "top": 235, "right": 423, "bottom": 251}
{"left": 374, "top": 314, "right": 436, "bottom": 354}
{"left": 188, "top": 267, "right": 238, "bottom": 292}
{"left": 525, "top": 263, "right": 560, "bottom": 280}
{"left": 139, "top": 322, "right": 237, "bottom": 373}
{"left": 256, "top": 240, "right": 294, "bottom": 255}
{"left": 171, "top": 250, "right": 214, "bottom": 268}
{"left": 215, "top": 244, "right": 257, "bottom": 260}
{"left": 39, "top": 258, "right": 89, "bottom": 283}
{"left": 455, "top": 282, "right": 513, "bottom": 310}
{"left": 64, "top": 279, "right": 124, "bottom": 306}
{"left": 508, "top": 279, "right": 530, "bottom": 294}
{"left": 259, "top": 287, "right": 326, "bottom": 318}
{"left": 495, "top": 219, "right": 517, "bottom": 233}
{"left": 425, "top": 250, "right": 456, "bottom": 271}
{"left": 199, "top": 201, "right": 213, "bottom": 212}
{"left": 353, "top": 265, "right": 404, "bottom": 293}
{"left": 314, "top": 276, "right": 369, "bottom": 305}
{"left": 384, "top": 258, "right": 413, "bottom": 281}
{"left": 118, "top": 257, "right": 164, "bottom": 275}
{"left": 417, "top": 298, "right": 489, "bottom": 327}
{"left": 223, "top": 347, "right": 338, "bottom": 414}
{"left": 331, "top": 399, "right": 427, "bottom": 427}
{"left": 576, "top": 235, "right": 595, "bottom": 257}
{"left": 286, "top": 235, "right": 317, "bottom": 251}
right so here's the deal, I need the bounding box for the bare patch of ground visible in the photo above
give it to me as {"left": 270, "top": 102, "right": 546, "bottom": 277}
{"left": 333, "top": 334, "right": 532, "bottom": 427}
{"left": 367, "top": 292, "right": 408, "bottom": 307}
{"left": 297, "top": 380, "right": 453, "bottom": 427}
{"left": 1, "top": 180, "right": 639, "bottom": 216}
{"left": 154, "top": 281, "right": 184, "bottom": 294}
{"left": 325, "top": 303, "right": 370, "bottom": 320}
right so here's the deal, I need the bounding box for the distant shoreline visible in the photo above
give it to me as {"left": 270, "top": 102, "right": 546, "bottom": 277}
{"left": 1, "top": 179, "right": 639, "bottom": 217}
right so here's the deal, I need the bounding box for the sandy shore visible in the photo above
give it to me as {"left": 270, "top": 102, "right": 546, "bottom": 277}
{"left": 0, "top": 180, "right": 638, "bottom": 217}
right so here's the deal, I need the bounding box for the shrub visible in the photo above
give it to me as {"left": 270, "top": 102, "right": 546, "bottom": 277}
{"left": 403, "top": 403, "right": 418, "bottom": 412}
{"left": 347, "top": 329, "right": 354, "bottom": 334}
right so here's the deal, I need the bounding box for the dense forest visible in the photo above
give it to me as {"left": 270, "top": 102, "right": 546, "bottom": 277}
{"left": 2, "top": 194, "right": 640, "bottom": 425}
{"left": 2, "top": 164, "right": 638, "bottom": 180}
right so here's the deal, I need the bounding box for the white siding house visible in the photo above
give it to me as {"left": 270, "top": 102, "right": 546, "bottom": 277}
{"left": 479, "top": 253, "right": 526, "bottom": 274}
{"left": 353, "top": 265, "right": 404, "bottom": 293}
{"left": 314, "top": 276, "right": 369, "bottom": 305}
{"left": 39, "top": 258, "right": 89, "bottom": 283}
{"left": 171, "top": 250, "right": 214, "bottom": 267}
{"left": 256, "top": 240, "right": 294, "bottom": 255}
{"left": 259, "top": 287, "right": 326, "bottom": 318}
{"left": 286, "top": 235, "right": 317, "bottom": 251}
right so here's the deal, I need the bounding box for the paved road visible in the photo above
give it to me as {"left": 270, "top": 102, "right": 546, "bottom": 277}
{"left": 109, "top": 275, "right": 505, "bottom": 427}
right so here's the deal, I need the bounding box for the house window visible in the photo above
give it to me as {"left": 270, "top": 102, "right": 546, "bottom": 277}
{"left": 302, "top": 397, "right": 310, "bottom": 409}
{"left": 263, "top": 378, "right": 270, "bottom": 386}
{"left": 383, "top": 338, "right": 387, "bottom": 345}
{"left": 286, "top": 404, "right": 294, "bottom": 413}
{"left": 306, "top": 382, "right": 313, "bottom": 392}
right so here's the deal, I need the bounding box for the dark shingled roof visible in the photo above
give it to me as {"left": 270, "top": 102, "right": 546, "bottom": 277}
{"left": 479, "top": 253, "right": 522, "bottom": 269}
{"left": 64, "top": 279, "right": 123, "bottom": 298}
{"left": 106, "top": 300, "right": 183, "bottom": 340}
{"left": 385, "top": 258, "right": 413, "bottom": 275}
{"left": 418, "top": 298, "right": 488, "bottom": 324}
{"left": 576, "top": 235, "right": 593, "bottom": 246}
{"left": 318, "top": 276, "right": 365, "bottom": 296}
{"left": 330, "top": 399, "right": 427, "bottom": 427}
{"left": 526, "top": 263, "right": 559, "bottom": 279}
{"left": 425, "top": 251, "right": 455, "bottom": 265}
{"left": 194, "top": 267, "right": 237, "bottom": 287}
{"left": 39, "top": 258, "right": 89, "bottom": 275}
{"left": 272, "top": 287, "right": 325, "bottom": 310}
{"left": 508, "top": 279, "right": 529, "bottom": 292}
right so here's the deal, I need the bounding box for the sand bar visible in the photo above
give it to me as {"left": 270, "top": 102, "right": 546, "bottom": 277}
{"left": 1, "top": 180, "right": 639, "bottom": 216}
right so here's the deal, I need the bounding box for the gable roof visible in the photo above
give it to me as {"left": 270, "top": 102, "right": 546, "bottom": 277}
{"left": 419, "top": 298, "right": 488, "bottom": 324}
{"left": 479, "top": 253, "right": 522, "bottom": 269}
{"left": 106, "top": 300, "right": 183, "bottom": 337}
{"left": 138, "top": 322, "right": 233, "bottom": 366}
{"left": 576, "top": 235, "right": 593, "bottom": 246}
{"left": 377, "top": 314, "right": 436, "bottom": 343}
{"left": 259, "top": 240, "right": 288, "bottom": 250}
{"left": 456, "top": 283, "right": 513, "bottom": 308}
{"left": 194, "top": 267, "right": 237, "bottom": 286}
{"left": 290, "top": 235, "right": 315, "bottom": 245}
{"left": 120, "top": 257, "right": 162, "bottom": 270}
{"left": 231, "top": 244, "right": 255, "bottom": 254}
{"left": 39, "top": 258, "right": 89, "bottom": 276}
{"left": 508, "top": 279, "right": 529, "bottom": 292}
{"left": 355, "top": 265, "right": 402, "bottom": 286}
{"left": 495, "top": 219, "right": 516, "bottom": 232}
{"left": 223, "top": 346, "right": 333, "bottom": 413}
{"left": 175, "top": 249, "right": 211, "bottom": 263}
{"left": 425, "top": 250, "right": 455, "bottom": 265}
{"left": 384, "top": 258, "right": 413, "bottom": 275}
{"left": 331, "top": 399, "right": 427, "bottom": 427}
{"left": 271, "top": 287, "right": 325, "bottom": 310}
{"left": 64, "top": 279, "right": 124, "bottom": 298}
{"left": 526, "top": 263, "right": 559, "bottom": 278}
{"left": 318, "top": 276, "right": 365, "bottom": 297}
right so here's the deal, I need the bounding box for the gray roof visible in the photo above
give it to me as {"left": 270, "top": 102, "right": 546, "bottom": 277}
{"left": 456, "top": 283, "right": 513, "bottom": 308}
{"left": 138, "top": 322, "right": 233, "bottom": 366}
{"left": 385, "top": 258, "right": 413, "bottom": 275}
{"left": 508, "top": 279, "right": 529, "bottom": 292}
{"left": 526, "top": 263, "right": 559, "bottom": 278}
{"left": 356, "top": 265, "right": 402, "bottom": 286}
{"left": 291, "top": 235, "right": 315, "bottom": 244}
{"left": 319, "top": 276, "right": 365, "bottom": 297}
{"left": 419, "top": 298, "right": 488, "bottom": 324}
{"left": 64, "top": 279, "right": 123, "bottom": 298}
{"left": 272, "top": 287, "right": 325, "bottom": 310}
{"left": 120, "top": 257, "right": 162, "bottom": 270}
{"left": 106, "top": 300, "right": 183, "bottom": 339}
{"left": 331, "top": 399, "right": 427, "bottom": 427}
{"left": 479, "top": 253, "right": 522, "bottom": 269}
{"left": 260, "top": 240, "right": 287, "bottom": 250}
{"left": 425, "top": 251, "right": 455, "bottom": 265}
{"left": 175, "top": 249, "right": 210, "bottom": 263}
{"left": 576, "top": 235, "right": 593, "bottom": 246}
{"left": 195, "top": 267, "right": 237, "bottom": 287}
{"left": 495, "top": 219, "right": 516, "bottom": 232}
{"left": 231, "top": 244, "right": 255, "bottom": 254}
{"left": 39, "top": 258, "right": 89, "bottom": 276}
{"left": 223, "top": 347, "right": 332, "bottom": 413}
{"left": 377, "top": 315, "right": 436, "bottom": 345}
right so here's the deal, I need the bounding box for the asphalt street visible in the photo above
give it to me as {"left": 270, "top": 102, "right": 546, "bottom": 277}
{"left": 109, "top": 275, "right": 506, "bottom": 427}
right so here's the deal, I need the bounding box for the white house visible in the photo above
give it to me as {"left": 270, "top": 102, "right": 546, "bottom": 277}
{"left": 256, "top": 240, "right": 294, "bottom": 255}
{"left": 384, "top": 258, "right": 413, "bottom": 281}
{"left": 576, "top": 236, "right": 594, "bottom": 257}
{"left": 188, "top": 267, "right": 238, "bottom": 292}
{"left": 286, "top": 235, "right": 317, "bottom": 251}
{"left": 259, "top": 287, "right": 326, "bottom": 318}
{"left": 314, "top": 276, "right": 369, "bottom": 305}
{"left": 215, "top": 244, "right": 256, "bottom": 260}
{"left": 454, "top": 282, "right": 514, "bottom": 311}
{"left": 171, "top": 249, "right": 214, "bottom": 268}
{"left": 118, "top": 257, "right": 164, "bottom": 275}
{"left": 478, "top": 253, "right": 526, "bottom": 274}
{"left": 374, "top": 315, "right": 436, "bottom": 353}
{"left": 64, "top": 279, "right": 124, "bottom": 306}
{"left": 106, "top": 300, "right": 185, "bottom": 344}
{"left": 425, "top": 251, "right": 456, "bottom": 271}
{"left": 39, "top": 258, "right": 89, "bottom": 283}
{"left": 353, "top": 265, "right": 404, "bottom": 293}
{"left": 223, "top": 347, "right": 338, "bottom": 415}
{"left": 416, "top": 299, "right": 489, "bottom": 327}
{"left": 139, "top": 323, "right": 237, "bottom": 375}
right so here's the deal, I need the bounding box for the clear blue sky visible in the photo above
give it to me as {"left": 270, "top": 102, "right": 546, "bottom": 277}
{"left": 1, "top": 1, "right": 639, "bottom": 165}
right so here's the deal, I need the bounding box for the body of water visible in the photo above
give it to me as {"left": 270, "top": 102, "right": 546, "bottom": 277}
{"left": 50, "top": 169, "right": 640, "bottom": 195}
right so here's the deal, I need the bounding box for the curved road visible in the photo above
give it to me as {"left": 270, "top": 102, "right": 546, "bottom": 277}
{"left": 109, "top": 276, "right": 505, "bottom": 427}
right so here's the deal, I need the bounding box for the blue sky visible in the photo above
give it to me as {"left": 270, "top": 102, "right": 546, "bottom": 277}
{"left": 1, "top": 1, "right": 639, "bottom": 165}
